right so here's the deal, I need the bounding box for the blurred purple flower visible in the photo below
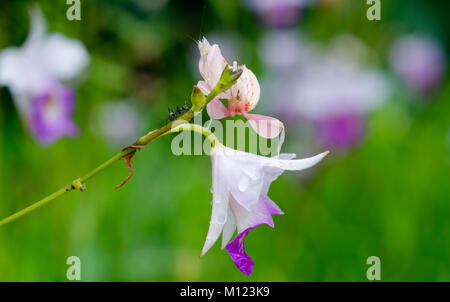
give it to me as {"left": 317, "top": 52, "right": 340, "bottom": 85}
{"left": 390, "top": 35, "right": 446, "bottom": 95}
{"left": 314, "top": 114, "right": 365, "bottom": 150}
{"left": 244, "top": 0, "right": 310, "bottom": 28}
{"left": 30, "top": 84, "right": 79, "bottom": 144}
{"left": 0, "top": 6, "right": 89, "bottom": 144}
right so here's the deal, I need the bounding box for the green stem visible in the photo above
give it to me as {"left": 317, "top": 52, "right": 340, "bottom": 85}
{"left": 0, "top": 85, "right": 224, "bottom": 227}
{"left": 0, "top": 185, "right": 72, "bottom": 227}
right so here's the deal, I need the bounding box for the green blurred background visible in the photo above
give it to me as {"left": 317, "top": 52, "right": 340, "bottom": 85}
{"left": 0, "top": 0, "right": 449, "bottom": 281}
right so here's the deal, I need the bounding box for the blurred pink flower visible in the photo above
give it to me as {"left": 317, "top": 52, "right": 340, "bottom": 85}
{"left": 0, "top": 6, "right": 89, "bottom": 144}
{"left": 390, "top": 35, "right": 446, "bottom": 95}
{"left": 197, "top": 37, "right": 284, "bottom": 139}
{"left": 202, "top": 143, "right": 328, "bottom": 275}
{"left": 314, "top": 114, "right": 366, "bottom": 151}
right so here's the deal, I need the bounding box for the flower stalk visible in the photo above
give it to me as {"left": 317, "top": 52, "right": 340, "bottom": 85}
{"left": 0, "top": 65, "right": 242, "bottom": 227}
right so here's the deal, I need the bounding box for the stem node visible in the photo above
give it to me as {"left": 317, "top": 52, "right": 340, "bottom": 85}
{"left": 71, "top": 179, "right": 86, "bottom": 192}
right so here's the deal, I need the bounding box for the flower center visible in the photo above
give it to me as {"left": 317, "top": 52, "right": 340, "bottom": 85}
{"left": 44, "top": 95, "right": 62, "bottom": 121}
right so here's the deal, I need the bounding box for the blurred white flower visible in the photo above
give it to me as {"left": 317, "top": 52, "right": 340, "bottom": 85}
{"left": 291, "top": 57, "right": 389, "bottom": 121}
{"left": 390, "top": 35, "right": 446, "bottom": 95}
{"left": 92, "top": 100, "right": 142, "bottom": 146}
{"left": 0, "top": 6, "right": 89, "bottom": 144}
{"left": 261, "top": 33, "right": 390, "bottom": 150}
{"left": 259, "top": 30, "right": 305, "bottom": 71}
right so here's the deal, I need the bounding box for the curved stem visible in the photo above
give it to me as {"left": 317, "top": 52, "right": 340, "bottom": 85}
{"left": 0, "top": 85, "right": 224, "bottom": 227}
{"left": 163, "top": 123, "right": 219, "bottom": 147}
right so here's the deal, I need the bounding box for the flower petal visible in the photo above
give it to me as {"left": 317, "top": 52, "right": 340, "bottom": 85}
{"left": 242, "top": 112, "right": 285, "bottom": 139}
{"left": 268, "top": 151, "right": 329, "bottom": 171}
{"left": 206, "top": 98, "right": 231, "bottom": 120}
{"left": 235, "top": 66, "right": 260, "bottom": 112}
{"left": 201, "top": 154, "right": 230, "bottom": 256}
{"left": 0, "top": 47, "right": 51, "bottom": 96}
{"left": 221, "top": 150, "right": 265, "bottom": 210}
{"left": 197, "top": 80, "right": 211, "bottom": 95}
{"left": 225, "top": 227, "right": 255, "bottom": 276}
{"left": 37, "top": 33, "right": 90, "bottom": 80}
{"left": 23, "top": 5, "right": 47, "bottom": 53}
{"left": 201, "top": 195, "right": 229, "bottom": 256}
{"left": 229, "top": 194, "right": 283, "bottom": 233}
{"left": 260, "top": 194, "right": 284, "bottom": 216}
{"left": 226, "top": 194, "right": 284, "bottom": 276}
{"left": 30, "top": 84, "right": 79, "bottom": 144}
{"left": 198, "top": 38, "right": 228, "bottom": 89}
{"left": 221, "top": 207, "right": 236, "bottom": 249}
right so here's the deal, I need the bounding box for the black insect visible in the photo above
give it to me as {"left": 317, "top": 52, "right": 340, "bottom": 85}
{"left": 168, "top": 108, "right": 177, "bottom": 121}
{"left": 167, "top": 101, "right": 191, "bottom": 121}
{"left": 181, "top": 101, "right": 190, "bottom": 111}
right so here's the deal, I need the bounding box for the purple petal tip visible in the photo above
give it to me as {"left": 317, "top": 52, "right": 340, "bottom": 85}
{"left": 225, "top": 228, "right": 255, "bottom": 276}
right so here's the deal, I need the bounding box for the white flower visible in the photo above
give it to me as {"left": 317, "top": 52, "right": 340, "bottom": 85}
{"left": 202, "top": 143, "right": 328, "bottom": 275}
{"left": 0, "top": 6, "right": 89, "bottom": 143}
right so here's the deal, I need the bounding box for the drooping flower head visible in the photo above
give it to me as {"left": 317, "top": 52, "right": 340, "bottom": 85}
{"left": 168, "top": 123, "right": 328, "bottom": 276}
{"left": 0, "top": 6, "right": 89, "bottom": 144}
{"left": 205, "top": 144, "right": 327, "bottom": 275}
{"left": 197, "top": 37, "right": 284, "bottom": 139}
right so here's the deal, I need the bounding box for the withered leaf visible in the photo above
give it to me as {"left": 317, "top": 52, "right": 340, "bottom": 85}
{"left": 115, "top": 144, "right": 145, "bottom": 189}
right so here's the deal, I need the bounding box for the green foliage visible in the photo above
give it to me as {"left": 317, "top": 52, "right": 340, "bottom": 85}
{"left": 0, "top": 0, "right": 449, "bottom": 281}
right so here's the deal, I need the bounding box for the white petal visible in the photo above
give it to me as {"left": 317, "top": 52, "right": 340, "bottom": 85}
{"left": 198, "top": 38, "right": 228, "bottom": 89}
{"left": 197, "top": 80, "right": 212, "bottom": 95}
{"left": 234, "top": 66, "right": 260, "bottom": 112}
{"left": 221, "top": 207, "right": 236, "bottom": 249}
{"left": 268, "top": 151, "right": 329, "bottom": 171}
{"left": 0, "top": 47, "right": 50, "bottom": 96}
{"left": 198, "top": 37, "right": 211, "bottom": 57}
{"left": 221, "top": 148, "right": 265, "bottom": 210}
{"left": 37, "top": 33, "right": 89, "bottom": 80}
{"left": 201, "top": 154, "right": 230, "bottom": 256}
{"left": 201, "top": 193, "right": 229, "bottom": 255}
{"left": 229, "top": 194, "right": 282, "bottom": 233}
{"left": 23, "top": 5, "right": 47, "bottom": 53}
{"left": 0, "top": 48, "right": 23, "bottom": 87}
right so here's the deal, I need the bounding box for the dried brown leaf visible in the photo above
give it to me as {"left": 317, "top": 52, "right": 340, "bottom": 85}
{"left": 115, "top": 144, "right": 145, "bottom": 189}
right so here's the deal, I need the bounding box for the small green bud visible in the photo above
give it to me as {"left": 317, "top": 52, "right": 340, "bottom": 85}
{"left": 71, "top": 179, "right": 86, "bottom": 192}
{"left": 216, "top": 65, "right": 243, "bottom": 92}
{"left": 191, "top": 85, "right": 207, "bottom": 112}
